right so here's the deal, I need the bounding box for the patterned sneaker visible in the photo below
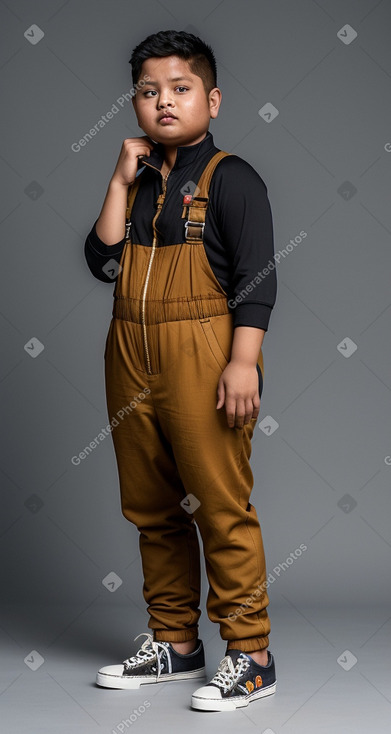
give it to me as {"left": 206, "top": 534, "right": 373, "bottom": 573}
{"left": 191, "top": 648, "right": 277, "bottom": 711}
{"left": 96, "top": 632, "right": 206, "bottom": 689}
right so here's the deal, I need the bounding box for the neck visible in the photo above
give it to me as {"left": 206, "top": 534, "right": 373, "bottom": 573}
{"left": 162, "top": 146, "right": 177, "bottom": 171}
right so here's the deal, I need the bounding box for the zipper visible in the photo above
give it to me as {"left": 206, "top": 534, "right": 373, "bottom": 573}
{"left": 140, "top": 163, "right": 170, "bottom": 373}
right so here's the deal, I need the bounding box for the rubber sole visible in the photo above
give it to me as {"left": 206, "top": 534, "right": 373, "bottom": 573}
{"left": 96, "top": 666, "right": 207, "bottom": 690}
{"left": 191, "top": 681, "right": 277, "bottom": 711}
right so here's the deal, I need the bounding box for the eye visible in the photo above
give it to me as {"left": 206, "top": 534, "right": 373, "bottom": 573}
{"left": 142, "top": 86, "right": 189, "bottom": 97}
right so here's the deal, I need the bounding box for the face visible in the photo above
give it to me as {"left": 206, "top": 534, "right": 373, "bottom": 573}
{"left": 132, "top": 55, "right": 221, "bottom": 147}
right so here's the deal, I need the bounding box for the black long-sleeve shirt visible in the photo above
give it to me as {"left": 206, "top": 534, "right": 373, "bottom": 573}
{"left": 84, "top": 130, "right": 277, "bottom": 331}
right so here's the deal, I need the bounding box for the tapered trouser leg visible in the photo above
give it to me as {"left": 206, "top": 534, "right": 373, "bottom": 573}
{"left": 104, "top": 324, "right": 201, "bottom": 643}
{"left": 151, "top": 317, "right": 271, "bottom": 652}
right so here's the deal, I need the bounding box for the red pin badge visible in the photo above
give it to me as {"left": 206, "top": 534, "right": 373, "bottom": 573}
{"left": 183, "top": 194, "right": 193, "bottom": 204}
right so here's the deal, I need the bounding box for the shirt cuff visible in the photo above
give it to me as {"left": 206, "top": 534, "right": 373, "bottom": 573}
{"left": 87, "top": 218, "right": 126, "bottom": 255}
{"left": 230, "top": 302, "right": 273, "bottom": 331}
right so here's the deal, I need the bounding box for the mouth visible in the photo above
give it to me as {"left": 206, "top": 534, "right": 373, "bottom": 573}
{"left": 158, "top": 112, "right": 177, "bottom": 122}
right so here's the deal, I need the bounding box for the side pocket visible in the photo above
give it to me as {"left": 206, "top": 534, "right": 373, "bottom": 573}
{"left": 256, "top": 362, "right": 263, "bottom": 400}
{"left": 104, "top": 319, "right": 113, "bottom": 361}
{"left": 112, "top": 242, "right": 129, "bottom": 298}
{"left": 199, "top": 318, "right": 229, "bottom": 373}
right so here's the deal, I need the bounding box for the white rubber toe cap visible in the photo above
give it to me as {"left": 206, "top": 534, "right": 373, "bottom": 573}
{"left": 192, "top": 684, "right": 222, "bottom": 699}
{"left": 97, "top": 664, "right": 124, "bottom": 677}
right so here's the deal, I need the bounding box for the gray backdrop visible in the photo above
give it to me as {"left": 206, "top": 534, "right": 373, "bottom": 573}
{"left": 1, "top": 0, "right": 390, "bottom": 732}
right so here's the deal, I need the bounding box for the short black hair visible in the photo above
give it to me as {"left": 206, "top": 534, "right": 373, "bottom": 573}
{"left": 129, "top": 29, "right": 217, "bottom": 98}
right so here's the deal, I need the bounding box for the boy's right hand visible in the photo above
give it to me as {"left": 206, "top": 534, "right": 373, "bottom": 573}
{"left": 111, "top": 136, "right": 155, "bottom": 187}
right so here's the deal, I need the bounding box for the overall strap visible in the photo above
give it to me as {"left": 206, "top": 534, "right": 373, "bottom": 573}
{"left": 181, "top": 150, "right": 231, "bottom": 243}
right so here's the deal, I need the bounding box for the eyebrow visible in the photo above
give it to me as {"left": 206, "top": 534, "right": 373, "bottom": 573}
{"left": 143, "top": 77, "right": 193, "bottom": 85}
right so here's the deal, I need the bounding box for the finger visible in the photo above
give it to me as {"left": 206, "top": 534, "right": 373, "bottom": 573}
{"left": 234, "top": 399, "right": 246, "bottom": 429}
{"left": 252, "top": 392, "right": 260, "bottom": 420}
{"left": 244, "top": 400, "right": 255, "bottom": 424}
{"left": 216, "top": 378, "right": 225, "bottom": 409}
{"left": 224, "top": 396, "right": 236, "bottom": 428}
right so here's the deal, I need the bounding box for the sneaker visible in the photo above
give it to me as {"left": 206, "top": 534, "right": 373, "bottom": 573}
{"left": 191, "top": 648, "right": 277, "bottom": 711}
{"left": 96, "top": 632, "right": 206, "bottom": 689}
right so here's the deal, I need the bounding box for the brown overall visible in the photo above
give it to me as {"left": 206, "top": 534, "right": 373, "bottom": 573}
{"left": 103, "top": 150, "right": 271, "bottom": 652}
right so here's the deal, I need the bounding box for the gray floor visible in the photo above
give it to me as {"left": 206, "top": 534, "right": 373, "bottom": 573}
{"left": 1, "top": 602, "right": 390, "bottom": 733}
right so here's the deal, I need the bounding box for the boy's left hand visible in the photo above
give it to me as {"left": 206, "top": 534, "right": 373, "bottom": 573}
{"left": 216, "top": 361, "right": 260, "bottom": 429}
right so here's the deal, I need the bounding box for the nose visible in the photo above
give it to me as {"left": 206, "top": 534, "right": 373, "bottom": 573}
{"left": 157, "top": 92, "right": 174, "bottom": 108}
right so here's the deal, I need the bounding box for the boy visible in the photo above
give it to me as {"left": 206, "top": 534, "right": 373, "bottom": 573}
{"left": 84, "top": 30, "right": 277, "bottom": 712}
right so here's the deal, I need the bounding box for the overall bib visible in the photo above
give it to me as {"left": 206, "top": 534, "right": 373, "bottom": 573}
{"left": 104, "top": 150, "right": 271, "bottom": 652}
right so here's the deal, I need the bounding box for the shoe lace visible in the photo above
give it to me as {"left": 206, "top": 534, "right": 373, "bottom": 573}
{"left": 209, "top": 653, "right": 250, "bottom": 693}
{"left": 122, "top": 632, "right": 169, "bottom": 680}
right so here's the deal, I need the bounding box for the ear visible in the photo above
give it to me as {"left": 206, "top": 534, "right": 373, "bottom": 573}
{"left": 209, "top": 87, "right": 222, "bottom": 119}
